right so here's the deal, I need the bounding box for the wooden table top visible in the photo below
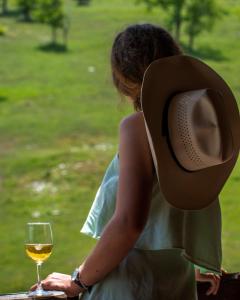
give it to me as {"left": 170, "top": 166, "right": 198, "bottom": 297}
{"left": 0, "top": 292, "right": 69, "bottom": 300}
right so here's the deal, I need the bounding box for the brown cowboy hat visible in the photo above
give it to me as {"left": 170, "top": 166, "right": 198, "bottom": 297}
{"left": 141, "top": 55, "right": 240, "bottom": 210}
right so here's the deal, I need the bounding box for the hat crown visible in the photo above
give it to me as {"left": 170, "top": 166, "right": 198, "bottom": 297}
{"left": 168, "top": 89, "right": 233, "bottom": 171}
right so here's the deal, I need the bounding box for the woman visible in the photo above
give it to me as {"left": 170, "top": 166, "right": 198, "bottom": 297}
{"left": 33, "top": 24, "right": 222, "bottom": 299}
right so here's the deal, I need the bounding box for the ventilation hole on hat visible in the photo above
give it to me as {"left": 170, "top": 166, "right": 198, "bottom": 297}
{"left": 177, "top": 97, "right": 204, "bottom": 166}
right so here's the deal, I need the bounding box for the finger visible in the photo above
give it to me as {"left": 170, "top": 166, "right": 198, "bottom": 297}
{"left": 206, "top": 277, "right": 217, "bottom": 296}
{"left": 41, "top": 280, "right": 65, "bottom": 292}
{"left": 212, "top": 274, "right": 217, "bottom": 295}
{"left": 50, "top": 272, "right": 65, "bottom": 277}
{"left": 197, "top": 273, "right": 215, "bottom": 282}
{"left": 47, "top": 274, "right": 63, "bottom": 280}
{"left": 30, "top": 284, "right": 37, "bottom": 291}
{"left": 213, "top": 275, "right": 221, "bottom": 295}
{"left": 47, "top": 273, "right": 70, "bottom": 280}
{"left": 206, "top": 275, "right": 220, "bottom": 296}
{"left": 206, "top": 284, "right": 214, "bottom": 295}
{"left": 195, "top": 269, "right": 200, "bottom": 277}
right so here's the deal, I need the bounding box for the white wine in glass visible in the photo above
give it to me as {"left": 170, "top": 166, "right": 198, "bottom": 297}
{"left": 25, "top": 222, "right": 56, "bottom": 297}
{"left": 26, "top": 243, "right": 53, "bottom": 264}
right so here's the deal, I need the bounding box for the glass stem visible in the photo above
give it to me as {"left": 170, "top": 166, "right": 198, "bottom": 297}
{"left": 36, "top": 262, "right": 43, "bottom": 291}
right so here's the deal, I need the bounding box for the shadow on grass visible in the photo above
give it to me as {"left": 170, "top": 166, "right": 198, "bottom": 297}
{"left": 233, "top": 175, "right": 240, "bottom": 182}
{"left": 182, "top": 44, "right": 228, "bottom": 62}
{"left": 0, "top": 96, "right": 7, "bottom": 103}
{"left": 37, "top": 42, "right": 68, "bottom": 53}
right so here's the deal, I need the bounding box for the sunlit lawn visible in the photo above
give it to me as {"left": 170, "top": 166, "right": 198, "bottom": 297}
{"left": 0, "top": 0, "right": 239, "bottom": 293}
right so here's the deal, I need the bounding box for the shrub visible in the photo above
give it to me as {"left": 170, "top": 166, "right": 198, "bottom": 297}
{"left": 0, "top": 24, "right": 7, "bottom": 36}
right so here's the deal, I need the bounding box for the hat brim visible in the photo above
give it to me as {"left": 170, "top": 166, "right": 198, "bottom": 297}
{"left": 141, "top": 55, "right": 240, "bottom": 210}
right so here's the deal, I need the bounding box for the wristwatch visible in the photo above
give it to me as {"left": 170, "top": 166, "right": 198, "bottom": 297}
{"left": 71, "top": 268, "right": 92, "bottom": 292}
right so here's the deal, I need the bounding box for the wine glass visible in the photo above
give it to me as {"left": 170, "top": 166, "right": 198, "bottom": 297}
{"left": 25, "top": 222, "right": 58, "bottom": 297}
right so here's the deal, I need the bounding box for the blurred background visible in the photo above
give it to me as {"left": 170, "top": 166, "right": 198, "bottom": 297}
{"left": 0, "top": 0, "right": 239, "bottom": 293}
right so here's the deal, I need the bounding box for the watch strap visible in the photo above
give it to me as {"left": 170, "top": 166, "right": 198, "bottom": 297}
{"left": 71, "top": 268, "right": 92, "bottom": 292}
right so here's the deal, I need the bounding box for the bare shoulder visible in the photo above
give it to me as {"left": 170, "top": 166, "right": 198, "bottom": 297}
{"left": 119, "top": 112, "right": 153, "bottom": 177}
{"left": 119, "top": 112, "right": 146, "bottom": 136}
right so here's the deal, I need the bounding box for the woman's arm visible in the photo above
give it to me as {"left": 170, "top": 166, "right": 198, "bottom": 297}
{"left": 34, "top": 112, "right": 155, "bottom": 296}
{"left": 79, "top": 112, "right": 154, "bottom": 285}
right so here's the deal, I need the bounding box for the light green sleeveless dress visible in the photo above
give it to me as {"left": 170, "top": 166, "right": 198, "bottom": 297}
{"left": 80, "top": 154, "right": 222, "bottom": 300}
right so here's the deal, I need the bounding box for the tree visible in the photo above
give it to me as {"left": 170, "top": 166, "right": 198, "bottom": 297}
{"left": 17, "top": 0, "right": 37, "bottom": 21}
{"left": 36, "top": 0, "right": 69, "bottom": 46}
{"left": 137, "top": 0, "right": 221, "bottom": 48}
{"left": 1, "top": 0, "right": 8, "bottom": 15}
{"left": 137, "top": 0, "right": 186, "bottom": 42}
{"left": 184, "top": 0, "right": 220, "bottom": 50}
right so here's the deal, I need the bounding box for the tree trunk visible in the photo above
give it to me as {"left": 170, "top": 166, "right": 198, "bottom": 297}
{"left": 2, "top": 0, "right": 8, "bottom": 15}
{"left": 174, "top": 3, "right": 184, "bottom": 42}
{"left": 175, "top": 18, "right": 181, "bottom": 42}
{"left": 63, "top": 27, "right": 68, "bottom": 47}
{"left": 52, "top": 26, "right": 57, "bottom": 44}
{"left": 23, "top": 8, "right": 31, "bottom": 22}
{"left": 62, "top": 17, "right": 70, "bottom": 48}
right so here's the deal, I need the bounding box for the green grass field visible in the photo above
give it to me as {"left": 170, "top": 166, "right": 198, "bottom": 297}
{"left": 0, "top": 0, "right": 239, "bottom": 293}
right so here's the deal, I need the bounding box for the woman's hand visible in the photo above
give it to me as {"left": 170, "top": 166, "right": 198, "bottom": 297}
{"left": 30, "top": 272, "right": 84, "bottom": 298}
{"left": 195, "top": 268, "right": 221, "bottom": 296}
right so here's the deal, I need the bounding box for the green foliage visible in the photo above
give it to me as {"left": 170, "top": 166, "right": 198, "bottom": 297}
{"left": 0, "top": 23, "right": 7, "bottom": 35}
{"left": 17, "top": 0, "right": 37, "bottom": 21}
{"left": 36, "top": 0, "right": 64, "bottom": 28}
{"left": 35, "top": 0, "right": 68, "bottom": 46}
{"left": 1, "top": 0, "right": 8, "bottom": 15}
{"left": 185, "top": 0, "right": 222, "bottom": 49}
{"left": 137, "top": 0, "right": 186, "bottom": 40}
{"left": 137, "top": 0, "right": 222, "bottom": 49}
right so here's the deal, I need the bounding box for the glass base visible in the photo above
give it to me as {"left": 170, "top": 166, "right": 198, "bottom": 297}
{"left": 28, "top": 290, "right": 66, "bottom": 298}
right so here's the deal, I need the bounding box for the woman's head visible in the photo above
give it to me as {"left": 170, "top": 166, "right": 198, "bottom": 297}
{"left": 111, "top": 23, "right": 183, "bottom": 111}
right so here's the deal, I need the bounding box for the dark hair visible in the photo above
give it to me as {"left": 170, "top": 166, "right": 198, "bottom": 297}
{"left": 111, "top": 23, "right": 183, "bottom": 111}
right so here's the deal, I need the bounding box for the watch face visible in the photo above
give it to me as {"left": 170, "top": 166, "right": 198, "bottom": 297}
{"left": 71, "top": 269, "right": 79, "bottom": 281}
